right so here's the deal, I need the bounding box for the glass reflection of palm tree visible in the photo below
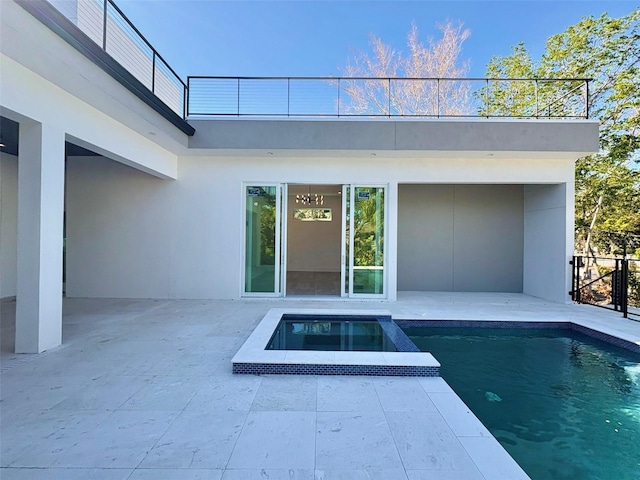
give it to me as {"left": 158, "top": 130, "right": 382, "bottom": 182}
{"left": 259, "top": 190, "right": 276, "bottom": 265}
{"left": 353, "top": 188, "right": 384, "bottom": 294}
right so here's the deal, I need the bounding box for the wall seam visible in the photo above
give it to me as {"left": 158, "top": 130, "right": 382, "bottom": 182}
{"left": 524, "top": 205, "right": 566, "bottom": 213}
{"left": 452, "top": 184, "right": 456, "bottom": 292}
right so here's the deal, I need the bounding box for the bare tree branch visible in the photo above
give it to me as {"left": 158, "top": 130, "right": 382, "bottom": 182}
{"left": 343, "top": 21, "right": 472, "bottom": 116}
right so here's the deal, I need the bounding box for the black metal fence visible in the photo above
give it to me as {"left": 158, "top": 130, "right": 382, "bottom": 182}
{"left": 187, "top": 76, "right": 591, "bottom": 119}
{"left": 571, "top": 256, "right": 640, "bottom": 320}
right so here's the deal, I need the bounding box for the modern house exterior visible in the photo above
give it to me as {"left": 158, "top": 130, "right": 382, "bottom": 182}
{"left": 0, "top": 0, "right": 599, "bottom": 353}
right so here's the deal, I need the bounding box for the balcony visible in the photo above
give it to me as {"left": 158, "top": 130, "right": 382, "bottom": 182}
{"left": 37, "top": 1, "right": 590, "bottom": 123}
{"left": 45, "top": 0, "right": 187, "bottom": 117}
{"left": 187, "top": 76, "right": 591, "bottom": 119}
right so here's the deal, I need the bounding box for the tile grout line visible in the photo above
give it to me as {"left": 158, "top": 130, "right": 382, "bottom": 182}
{"left": 129, "top": 374, "right": 203, "bottom": 474}
{"left": 373, "top": 377, "right": 411, "bottom": 479}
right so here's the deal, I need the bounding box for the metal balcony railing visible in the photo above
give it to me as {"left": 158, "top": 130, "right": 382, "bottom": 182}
{"left": 47, "top": 0, "right": 187, "bottom": 117}
{"left": 41, "top": 2, "right": 591, "bottom": 122}
{"left": 187, "top": 76, "right": 591, "bottom": 119}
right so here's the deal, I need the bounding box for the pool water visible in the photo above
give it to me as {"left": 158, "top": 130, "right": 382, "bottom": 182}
{"left": 266, "top": 315, "right": 396, "bottom": 351}
{"left": 402, "top": 327, "right": 640, "bottom": 480}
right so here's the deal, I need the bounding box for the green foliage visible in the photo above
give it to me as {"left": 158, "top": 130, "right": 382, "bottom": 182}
{"left": 259, "top": 192, "right": 276, "bottom": 264}
{"left": 353, "top": 189, "right": 384, "bottom": 267}
{"left": 480, "top": 43, "right": 539, "bottom": 117}
{"left": 629, "top": 264, "right": 640, "bottom": 305}
{"left": 482, "top": 10, "right": 640, "bottom": 255}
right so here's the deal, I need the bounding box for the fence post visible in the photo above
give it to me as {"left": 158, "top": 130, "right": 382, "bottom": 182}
{"left": 388, "top": 78, "right": 391, "bottom": 117}
{"left": 437, "top": 79, "right": 440, "bottom": 117}
{"left": 613, "top": 259, "right": 621, "bottom": 311}
{"left": 576, "top": 256, "right": 582, "bottom": 303}
{"left": 571, "top": 256, "right": 576, "bottom": 301}
{"left": 485, "top": 79, "right": 490, "bottom": 118}
{"left": 622, "top": 259, "right": 629, "bottom": 318}
{"left": 535, "top": 80, "right": 539, "bottom": 118}
{"left": 287, "top": 78, "right": 290, "bottom": 117}
{"left": 102, "top": 0, "right": 108, "bottom": 51}
{"left": 184, "top": 83, "right": 188, "bottom": 119}
{"left": 571, "top": 256, "right": 581, "bottom": 302}
{"left": 585, "top": 80, "right": 590, "bottom": 119}
{"left": 337, "top": 79, "right": 341, "bottom": 117}
{"left": 152, "top": 52, "right": 156, "bottom": 94}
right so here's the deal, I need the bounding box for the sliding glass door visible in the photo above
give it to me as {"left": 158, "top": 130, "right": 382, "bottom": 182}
{"left": 342, "top": 185, "right": 386, "bottom": 297}
{"left": 243, "top": 185, "right": 284, "bottom": 296}
{"left": 243, "top": 183, "right": 384, "bottom": 298}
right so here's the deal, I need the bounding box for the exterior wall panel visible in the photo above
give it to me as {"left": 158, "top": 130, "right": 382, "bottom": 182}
{"left": 65, "top": 154, "right": 571, "bottom": 301}
{"left": 398, "top": 184, "right": 524, "bottom": 293}
{"left": 453, "top": 185, "right": 524, "bottom": 292}
{"left": 65, "top": 156, "right": 172, "bottom": 298}
{"left": 397, "top": 185, "right": 454, "bottom": 291}
{"left": 189, "top": 119, "right": 599, "bottom": 156}
{"left": 0, "top": 154, "right": 18, "bottom": 298}
{"left": 523, "top": 184, "right": 572, "bottom": 303}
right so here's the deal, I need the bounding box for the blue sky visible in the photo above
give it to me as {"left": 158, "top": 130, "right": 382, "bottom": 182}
{"left": 118, "top": 0, "right": 638, "bottom": 79}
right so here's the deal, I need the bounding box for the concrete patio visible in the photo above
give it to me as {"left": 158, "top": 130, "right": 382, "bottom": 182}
{"left": 2, "top": 293, "right": 639, "bottom": 480}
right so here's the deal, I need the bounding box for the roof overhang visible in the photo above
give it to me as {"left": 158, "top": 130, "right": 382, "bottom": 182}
{"left": 187, "top": 118, "right": 599, "bottom": 160}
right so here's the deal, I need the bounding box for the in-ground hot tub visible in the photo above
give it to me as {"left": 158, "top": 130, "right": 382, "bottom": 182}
{"left": 232, "top": 309, "right": 439, "bottom": 376}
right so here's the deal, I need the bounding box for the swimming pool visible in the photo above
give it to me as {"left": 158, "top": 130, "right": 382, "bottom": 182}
{"left": 266, "top": 314, "right": 398, "bottom": 352}
{"left": 232, "top": 309, "right": 439, "bottom": 376}
{"left": 400, "top": 325, "right": 640, "bottom": 480}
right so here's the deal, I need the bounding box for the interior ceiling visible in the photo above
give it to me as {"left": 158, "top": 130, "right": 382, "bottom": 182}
{"left": 0, "top": 116, "right": 19, "bottom": 156}
{"left": 288, "top": 184, "right": 342, "bottom": 197}
{"left": 0, "top": 116, "right": 100, "bottom": 157}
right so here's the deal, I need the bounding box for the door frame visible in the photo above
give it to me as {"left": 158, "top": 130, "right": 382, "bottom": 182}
{"left": 241, "top": 182, "right": 284, "bottom": 297}
{"left": 342, "top": 183, "right": 388, "bottom": 299}
{"left": 241, "top": 182, "right": 388, "bottom": 299}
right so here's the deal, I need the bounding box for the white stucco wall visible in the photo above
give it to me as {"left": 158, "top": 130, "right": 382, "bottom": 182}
{"left": 65, "top": 156, "right": 172, "bottom": 298}
{"left": 65, "top": 151, "right": 576, "bottom": 301}
{"left": 0, "top": 154, "right": 18, "bottom": 298}
{"left": 397, "top": 184, "right": 524, "bottom": 292}
{"left": 164, "top": 155, "right": 399, "bottom": 299}
{"left": 523, "top": 183, "right": 574, "bottom": 303}
{"left": 0, "top": 54, "right": 178, "bottom": 180}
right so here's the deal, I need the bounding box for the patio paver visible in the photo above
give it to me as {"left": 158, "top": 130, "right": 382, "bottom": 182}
{"left": 2, "top": 293, "right": 639, "bottom": 479}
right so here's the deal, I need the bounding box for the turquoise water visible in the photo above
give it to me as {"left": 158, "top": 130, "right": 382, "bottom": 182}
{"left": 403, "top": 327, "right": 640, "bottom": 480}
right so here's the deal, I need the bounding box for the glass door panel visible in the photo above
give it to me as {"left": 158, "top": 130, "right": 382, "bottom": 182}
{"left": 351, "top": 186, "right": 384, "bottom": 295}
{"left": 244, "top": 185, "right": 280, "bottom": 295}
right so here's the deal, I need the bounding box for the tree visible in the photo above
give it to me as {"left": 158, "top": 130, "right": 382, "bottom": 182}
{"left": 482, "top": 10, "right": 640, "bottom": 256}
{"left": 341, "top": 21, "right": 472, "bottom": 116}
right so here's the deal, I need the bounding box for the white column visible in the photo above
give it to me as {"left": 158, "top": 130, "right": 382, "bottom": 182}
{"left": 564, "top": 181, "right": 576, "bottom": 303}
{"left": 15, "top": 121, "right": 65, "bottom": 353}
{"left": 387, "top": 181, "right": 398, "bottom": 301}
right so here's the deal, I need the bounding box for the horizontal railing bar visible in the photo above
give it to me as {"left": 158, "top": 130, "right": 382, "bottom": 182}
{"left": 536, "top": 82, "right": 586, "bottom": 114}
{"left": 578, "top": 256, "right": 629, "bottom": 261}
{"left": 188, "top": 75, "right": 592, "bottom": 82}
{"left": 187, "top": 76, "right": 591, "bottom": 119}
{"left": 106, "top": 0, "right": 186, "bottom": 89}
{"left": 186, "top": 113, "right": 589, "bottom": 119}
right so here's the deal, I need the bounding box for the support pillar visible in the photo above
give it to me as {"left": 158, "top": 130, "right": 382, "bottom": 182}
{"left": 15, "top": 121, "right": 65, "bottom": 353}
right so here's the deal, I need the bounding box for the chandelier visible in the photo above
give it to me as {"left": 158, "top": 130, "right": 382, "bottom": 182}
{"left": 295, "top": 186, "right": 324, "bottom": 206}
